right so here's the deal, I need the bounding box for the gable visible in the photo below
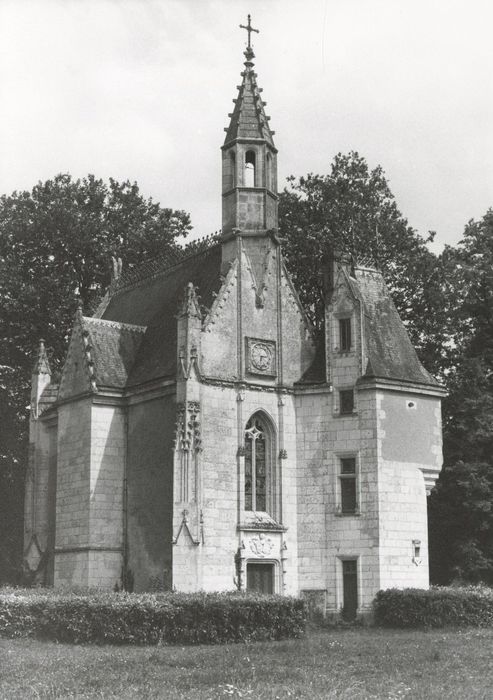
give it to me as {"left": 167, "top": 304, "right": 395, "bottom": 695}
{"left": 355, "top": 268, "right": 437, "bottom": 386}
{"left": 58, "top": 318, "right": 93, "bottom": 400}
{"left": 84, "top": 318, "right": 146, "bottom": 389}
{"left": 100, "top": 244, "right": 223, "bottom": 386}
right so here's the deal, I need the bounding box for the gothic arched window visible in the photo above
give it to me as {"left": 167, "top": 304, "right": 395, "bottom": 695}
{"left": 244, "top": 412, "right": 274, "bottom": 513}
{"left": 245, "top": 150, "right": 256, "bottom": 187}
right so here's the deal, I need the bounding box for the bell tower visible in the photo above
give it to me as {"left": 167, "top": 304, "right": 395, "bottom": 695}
{"left": 221, "top": 15, "right": 278, "bottom": 245}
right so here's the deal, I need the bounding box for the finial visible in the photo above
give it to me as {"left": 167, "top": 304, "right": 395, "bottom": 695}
{"left": 33, "top": 338, "right": 51, "bottom": 376}
{"left": 178, "top": 282, "right": 202, "bottom": 319}
{"left": 240, "top": 14, "right": 259, "bottom": 65}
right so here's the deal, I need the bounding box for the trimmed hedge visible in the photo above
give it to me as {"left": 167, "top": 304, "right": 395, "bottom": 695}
{"left": 374, "top": 586, "right": 493, "bottom": 628}
{"left": 0, "top": 589, "right": 306, "bottom": 645}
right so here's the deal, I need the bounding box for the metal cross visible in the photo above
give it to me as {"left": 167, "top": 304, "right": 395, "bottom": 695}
{"left": 239, "top": 14, "right": 259, "bottom": 48}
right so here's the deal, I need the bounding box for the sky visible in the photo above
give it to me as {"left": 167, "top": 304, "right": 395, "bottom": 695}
{"left": 1, "top": 0, "right": 492, "bottom": 252}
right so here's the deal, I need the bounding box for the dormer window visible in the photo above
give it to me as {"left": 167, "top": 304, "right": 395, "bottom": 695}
{"left": 339, "top": 318, "right": 352, "bottom": 352}
{"left": 245, "top": 150, "right": 256, "bottom": 187}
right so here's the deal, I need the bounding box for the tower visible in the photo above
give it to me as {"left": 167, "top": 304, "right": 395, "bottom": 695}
{"left": 221, "top": 15, "right": 278, "bottom": 273}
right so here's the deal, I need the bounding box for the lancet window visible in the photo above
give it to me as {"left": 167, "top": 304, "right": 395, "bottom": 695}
{"left": 244, "top": 413, "right": 273, "bottom": 512}
{"left": 245, "top": 150, "right": 256, "bottom": 187}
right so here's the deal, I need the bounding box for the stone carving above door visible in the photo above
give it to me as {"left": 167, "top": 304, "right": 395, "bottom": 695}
{"left": 248, "top": 533, "right": 275, "bottom": 557}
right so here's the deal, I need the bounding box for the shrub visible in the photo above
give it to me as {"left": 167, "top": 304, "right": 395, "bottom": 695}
{"left": 0, "top": 588, "right": 306, "bottom": 645}
{"left": 373, "top": 586, "right": 493, "bottom": 628}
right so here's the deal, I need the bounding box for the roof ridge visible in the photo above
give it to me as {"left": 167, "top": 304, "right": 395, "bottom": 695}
{"left": 113, "top": 234, "right": 221, "bottom": 295}
{"left": 354, "top": 255, "right": 380, "bottom": 272}
{"left": 83, "top": 316, "right": 147, "bottom": 333}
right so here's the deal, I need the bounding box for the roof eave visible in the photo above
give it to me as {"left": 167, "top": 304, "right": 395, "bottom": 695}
{"left": 357, "top": 375, "right": 447, "bottom": 397}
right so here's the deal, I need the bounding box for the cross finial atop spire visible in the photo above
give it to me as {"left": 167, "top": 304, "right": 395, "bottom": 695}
{"left": 239, "top": 14, "right": 259, "bottom": 50}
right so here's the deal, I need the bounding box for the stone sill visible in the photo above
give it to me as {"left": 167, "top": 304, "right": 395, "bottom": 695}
{"left": 237, "top": 523, "right": 287, "bottom": 532}
{"left": 334, "top": 511, "right": 361, "bottom": 518}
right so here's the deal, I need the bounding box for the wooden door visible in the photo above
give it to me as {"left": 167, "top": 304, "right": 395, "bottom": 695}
{"left": 247, "top": 563, "right": 274, "bottom": 594}
{"left": 342, "top": 560, "right": 358, "bottom": 620}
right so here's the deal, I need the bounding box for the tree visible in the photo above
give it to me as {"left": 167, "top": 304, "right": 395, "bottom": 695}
{"left": 429, "top": 210, "right": 493, "bottom": 584}
{"left": 279, "top": 152, "right": 449, "bottom": 375}
{"left": 0, "top": 174, "right": 191, "bottom": 582}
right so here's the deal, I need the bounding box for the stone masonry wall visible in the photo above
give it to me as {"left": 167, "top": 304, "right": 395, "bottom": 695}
{"left": 376, "top": 390, "right": 442, "bottom": 589}
{"left": 173, "top": 383, "right": 299, "bottom": 595}
{"left": 127, "top": 395, "right": 175, "bottom": 592}
{"left": 87, "top": 404, "right": 125, "bottom": 589}
{"left": 295, "top": 386, "right": 381, "bottom": 615}
{"left": 25, "top": 418, "right": 57, "bottom": 584}
{"left": 54, "top": 399, "right": 92, "bottom": 586}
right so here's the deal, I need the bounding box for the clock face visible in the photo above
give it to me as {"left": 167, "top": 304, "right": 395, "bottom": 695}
{"left": 246, "top": 337, "right": 276, "bottom": 376}
{"left": 251, "top": 342, "right": 272, "bottom": 371}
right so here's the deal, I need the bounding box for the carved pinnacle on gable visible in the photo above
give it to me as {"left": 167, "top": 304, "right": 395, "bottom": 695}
{"left": 32, "top": 339, "right": 51, "bottom": 376}
{"left": 178, "top": 282, "right": 202, "bottom": 319}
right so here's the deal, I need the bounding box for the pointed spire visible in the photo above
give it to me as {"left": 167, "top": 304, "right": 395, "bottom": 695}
{"left": 223, "top": 16, "right": 276, "bottom": 148}
{"left": 32, "top": 339, "right": 51, "bottom": 376}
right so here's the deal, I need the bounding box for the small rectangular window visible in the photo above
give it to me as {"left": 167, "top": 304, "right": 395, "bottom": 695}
{"left": 341, "top": 457, "right": 356, "bottom": 475}
{"left": 339, "top": 318, "right": 352, "bottom": 351}
{"left": 340, "top": 457, "right": 357, "bottom": 514}
{"left": 340, "top": 389, "right": 354, "bottom": 415}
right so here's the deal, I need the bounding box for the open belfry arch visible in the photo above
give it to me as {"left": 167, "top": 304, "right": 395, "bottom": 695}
{"left": 25, "top": 17, "right": 445, "bottom": 618}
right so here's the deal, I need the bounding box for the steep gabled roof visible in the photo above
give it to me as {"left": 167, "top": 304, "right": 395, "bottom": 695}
{"left": 82, "top": 317, "right": 146, "bottom": 389}
{"left": 100, "top": 244, "right": 223, "bottom": 386}
{"left": 297, "top": 263, "right": 439, "bottom": 388}
{"left": 223, "top": 46, "right": 276, "bottom": 149}
{"left": 355, "top": 267, "right": 438, "bottom": 386}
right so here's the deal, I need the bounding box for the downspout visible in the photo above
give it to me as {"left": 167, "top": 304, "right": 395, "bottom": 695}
{"left": 122, "top": 408, "right": 129, "bottom": 590}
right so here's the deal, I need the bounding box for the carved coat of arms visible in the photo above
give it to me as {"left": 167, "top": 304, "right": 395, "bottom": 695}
{"left": 248, "top": 533, "right": 274, "bottom": 557}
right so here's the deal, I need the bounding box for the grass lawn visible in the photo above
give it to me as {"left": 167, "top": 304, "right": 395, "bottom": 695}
{"left": 0, "top": 627, "right": 492, "bottom": 699}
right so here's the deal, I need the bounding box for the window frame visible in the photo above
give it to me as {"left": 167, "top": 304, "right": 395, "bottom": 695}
{"left": 339, "top": 457, "right": 357, "bottom": 515}
{"left": 339, "top": 317, "right": 352, "bottom": 352}
{"left": 335, "top": 453, "right": 360, "bottom": 516}
{"left": 245, "top": 150, "right": 256, "bottom": 187}
{"left": 244, "top": 412, "right": 276, "bottom": 515}
{"left": 339, "top": 388, "right": 355, "bottom": 415}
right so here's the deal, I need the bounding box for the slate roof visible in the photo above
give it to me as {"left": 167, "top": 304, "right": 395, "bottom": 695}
{"left": 82, "top": 317, "right": 146, "bottom": 389}
{"left": 297, "top": 264, "right": 438, "bottom": 388}
{"left": 98, "top": 243, "right": 223, "bottom": 386}
{"left": 355, "top": 267, "right": 438, "bottom": 386}
{"left": 223, "top": 48, "right": 276, "bottom": 149}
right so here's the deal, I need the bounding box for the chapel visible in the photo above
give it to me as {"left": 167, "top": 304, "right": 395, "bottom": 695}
{"left": 24, "top": 18, "right": 445, "bottom": 619}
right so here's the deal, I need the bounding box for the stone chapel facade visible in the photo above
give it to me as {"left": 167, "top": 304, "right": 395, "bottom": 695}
{"left": 24, "top": 31, "right": 445, "bottom": 618}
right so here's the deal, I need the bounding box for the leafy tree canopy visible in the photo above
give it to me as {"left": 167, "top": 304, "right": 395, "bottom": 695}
{"left": 0, "top": 173, "right": 191, "bottom": 374}
{"left": 278, "top": 152, "right": 448, "bottom": 375}
{"left": 429, "top": 210, "right": 493, "bottom": 584}
{"left": 0, "top": 173, "right": 191, "bottom": 582}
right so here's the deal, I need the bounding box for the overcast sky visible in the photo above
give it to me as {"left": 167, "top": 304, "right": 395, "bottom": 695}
{"left": 1, "top": 0, "right": 492, "bottom": 252}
